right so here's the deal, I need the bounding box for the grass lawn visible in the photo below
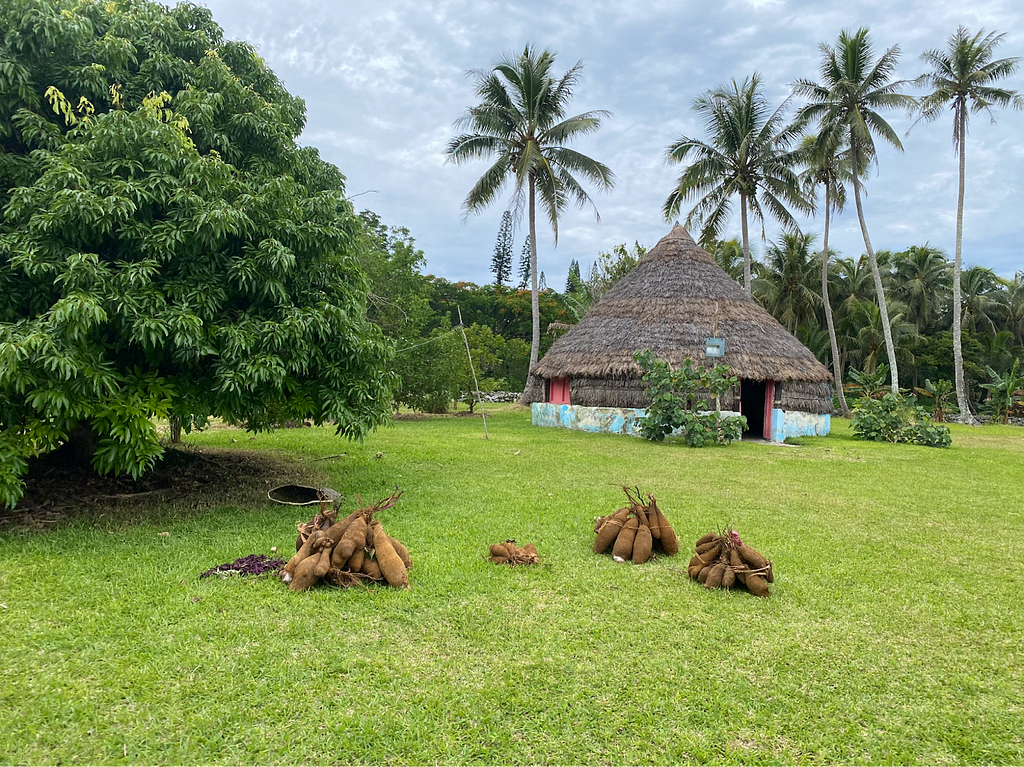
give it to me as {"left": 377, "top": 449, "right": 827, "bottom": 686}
{"left": 1, "top": 406, "right": 1022, "bottom": 765}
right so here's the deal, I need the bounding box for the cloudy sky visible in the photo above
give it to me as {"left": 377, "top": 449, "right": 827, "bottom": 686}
{"left": 200, "top": 0, "right": 1024, "bottom": 286}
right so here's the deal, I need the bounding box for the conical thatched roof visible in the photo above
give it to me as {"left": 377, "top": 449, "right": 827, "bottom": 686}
{"left": 533, "top": 226, "right": 832, "bottom": 383}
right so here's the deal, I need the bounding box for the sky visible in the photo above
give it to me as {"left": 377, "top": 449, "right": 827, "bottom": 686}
{"left": 199, "top": 0, "right": 1024, "bottom": 287}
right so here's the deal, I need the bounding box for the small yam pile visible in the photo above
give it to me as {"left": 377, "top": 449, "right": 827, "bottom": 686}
{"left": 687, "top": 530, "right": 773, "bottom": 597}
{"left": 488, "top": 540, "right": 540, "bottom": 565}
{"left": 280, "top": 491, "right": 412, "bottom": 591}
{"left": 593, "top": 487, "right": 679, "bottom": 564}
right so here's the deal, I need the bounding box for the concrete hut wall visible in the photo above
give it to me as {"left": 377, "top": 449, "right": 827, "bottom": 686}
{"left": 537, "top": 376, "right": 831, "bottom": 440}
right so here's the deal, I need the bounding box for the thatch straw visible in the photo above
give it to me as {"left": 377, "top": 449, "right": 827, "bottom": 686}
{"left": 532, "top": 226, "right": 832, "bottom": 391}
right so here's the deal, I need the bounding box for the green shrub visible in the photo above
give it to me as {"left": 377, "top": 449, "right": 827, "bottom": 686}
{"left": 851, "top": 393, "right": 952, "bottom": 448}
{"left": 634, "top": 350, "right": 746, "bottom": 446}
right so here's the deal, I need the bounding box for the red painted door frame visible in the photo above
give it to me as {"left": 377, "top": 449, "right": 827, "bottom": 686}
{"left": 763, "top": 380, "right": 775, "bottom": 441}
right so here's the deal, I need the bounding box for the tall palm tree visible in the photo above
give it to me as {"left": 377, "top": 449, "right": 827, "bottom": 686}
{"left": 892, "top": 244, "right": 951, "bottom": 334}
{"left": 754, "top": 232, "right": 822, "bottom": 333}
{"left": 794, "top": 28, "right": 917, "bottom": 393}
{"left": 446, "top": 45, "right": 614, "bottom": 402}
{"left": 916, "top": 26, "right": 1022, "bottom": 424}
{"left": 663, "top": 73, "right": 810, "bottom": 296}
{"left": 799, "top": 132, "right": 855, "bottom": 413}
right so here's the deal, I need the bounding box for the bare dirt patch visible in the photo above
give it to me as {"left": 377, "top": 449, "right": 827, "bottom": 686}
{"left": 2, "top": 446, "right": 309, "bottom": 530}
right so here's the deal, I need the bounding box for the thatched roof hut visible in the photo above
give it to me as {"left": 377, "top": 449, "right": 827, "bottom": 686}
{"left": 529, "top": 226, "right": 833, "bottom": 416}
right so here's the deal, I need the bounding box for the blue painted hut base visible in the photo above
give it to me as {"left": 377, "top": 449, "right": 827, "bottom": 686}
{"left": 531, "top": 403, "right": 830, "bottom": 441}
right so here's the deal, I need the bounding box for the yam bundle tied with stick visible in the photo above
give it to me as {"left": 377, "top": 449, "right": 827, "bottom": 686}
{"left": 593, "top": 487, "right": 678, "bottom": 564}
{"left": 686, "top": 528, "right": 773, "bottom": 597}
{"left": 279, "top": 490, "right": 412, "bottom": 592}
{"left": 488, "top": 540, "right": 540, "bottom": 566}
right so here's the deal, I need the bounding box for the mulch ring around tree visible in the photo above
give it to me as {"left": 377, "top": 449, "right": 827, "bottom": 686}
{"left": 2, "top": 446, "right": 306, "bottom": 530}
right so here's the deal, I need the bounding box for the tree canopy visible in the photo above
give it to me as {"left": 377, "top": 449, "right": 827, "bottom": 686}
{"left": 0, "top": 0, "right": 394, "bottom": 506}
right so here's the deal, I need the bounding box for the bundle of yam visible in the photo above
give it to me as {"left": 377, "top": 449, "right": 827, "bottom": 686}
{"left": 687, "top": 529, "right": 773, "bottom": 597}
{"left": 279, "top": 491, "right": 412, "bottom": 591}
{"left": 488, "top": 540, "right": 540, "bottom": 565}
{"left": 593, "top": 487, "right": 679, "bottom": 564}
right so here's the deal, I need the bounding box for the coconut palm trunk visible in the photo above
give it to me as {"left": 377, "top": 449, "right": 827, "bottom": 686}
{"left": 850, "top": 139, "right": 900, "bottom": 393}
{"left": 520, "top": 175, "right": 543, "bottom": 403}
{"left": 952, "top": 109, "right": 975, "bottom": 423}
{"left": 821, "top": 185, "right": 850, "bottom": 414}
{"left": 740, "top": 193, "right": 752, "bottom": 296}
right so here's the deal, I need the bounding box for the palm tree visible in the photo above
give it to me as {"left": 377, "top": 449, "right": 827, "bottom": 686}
{"left": 709, "top": 238, "right": 745, "bottom": 285}
{"left": 916, "top": 26, "right": 1023, "bottom": 424}
{"left": 663, "top": 73, "right": 810, "bottom": 296}
{"left": 892, "top": 244, "right": 951, "bottom": 334}
{"left": 446, "top": 45, "right": 614, "bottom": 402}
{"left": 794, "top": 28, "right": 917, "bottom": 393}
{"left": 799, "top": 132, "right": 855, "bottom": 413}
{"left": 959, "top": 265, "right": 1007, "bottom": 336}
{"left": 755, "top": 232, "right": 822, "bottom": 333}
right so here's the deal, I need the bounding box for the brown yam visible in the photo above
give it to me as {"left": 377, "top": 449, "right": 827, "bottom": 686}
{"left": 688, "top": 554, "right": 704, "bottom": 570}
{"left": 705, "top": 563, "right": 726, "bottom": 589}
{"left": 333, "top": 516, "right": 367, "bottom": 565}
{"left": 697, "top": 543, "right": 721, "bottom": 564}
{"left": 314, "top": 547, "right": 333, "bottom": 577}
{"left": 633, "top": 506, "right": 649, "bottom": 529}
{"left": 593, "top": 508, "right": 629, "bottom": 553}
{"left": 347, "top": 546, "right": 366, "bottom": 573}
{"left": 491, "top": 554, "right": 509, "bottom": 565}
{"left": 653, "top": 504, "right": 678, "bottom": 556}
{"left": 696, "top": 539, "right": 719, "bottom": 555}
{"left": 729, "top": 550, "right": 748, "bottom": 585}
{"left": 612, "top": 517, "right": 640, "bottom": 561}
{"left": 688, "top": 561, "right": 705, "bottom": 579}
{"left": 371, "top": 521, "right": 409, "bottom": 588}
{"left": 632, "top": 525, "right": 653, "bottom": 564}
{"left": 322, "top": 514, "right": 355, "bottom": 547}
{"left": 695, "top": 532, "right": 716, "bottom": 547}
{"left": 282, "top": 531, "right": 318, "bottom": 577}
{"left": 387, "top": 537, "right": 412, "bottom": 570}
{"left": 522, "top": 543, "right": 537, "bottom": 557}
{"left": 745, "top": 574, "right": 770, "bottom": 597}
{"left": 697, "top": 565, "right": 712, "bottom": 584}
{"left": 722, "top": 568, "right": 736, "bottom": 589}
{"left": 288, "top": 556, "right": 320, "bottom": 591}
{"left": 765, "top": 562, "right": 774, "bottom": 584}
{"left": 489, "top": 543, "right": 508, "bottom": 559}
{"left": 737, "top": 544, "right": 768, "bottom": 570}
{"left": 360, "top": 558, "right": 383, "bottom": 581}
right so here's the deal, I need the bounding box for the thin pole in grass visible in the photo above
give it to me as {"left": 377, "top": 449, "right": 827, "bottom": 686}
{"left": 457, "top": 306, "right": 489, "bottom": 439}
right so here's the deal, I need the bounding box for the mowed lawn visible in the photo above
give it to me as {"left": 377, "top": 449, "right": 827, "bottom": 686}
{"left": 1, "top": 406, "right": 1022, "bottom": 765}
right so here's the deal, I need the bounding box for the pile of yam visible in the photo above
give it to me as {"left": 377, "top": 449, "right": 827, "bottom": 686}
{"left": 687, "top": 529, "right": 773, "bottom": 597}
{"left": 593, "top": 487, "right": 679, "bottom": 564}
{"left": 488, "top": 540, "right": 540, "bottom": 565}
{"left": 279, "top": 491, "right": 412, "bottom": 591}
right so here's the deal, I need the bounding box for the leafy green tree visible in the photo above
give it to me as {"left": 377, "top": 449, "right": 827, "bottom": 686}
{"left": 795, "top": 28, "right": 917, "bottom": 392}
{"left": 754, "top": 232, "right": 821, "bottom": 333}
{"left": 446, "top": 45, "right": 614, "bottom": 403}
{"left": 709, "top": 238, "right": 745, "bottom": 284}
{"left": 981, "top": 360, "right": 1024, "bottom": 424}
{"left": 892, "top": 245, "right": 951, "bottom": 334}
{"left": 799, "top": 132, "right": 855, "bottom": 413}
{"left": 491, "top": 210, "right": 514, "bottom": 286}
{"left": 517, "top": 235, "right": 531, "bottom": 289}
{"left": 565, "top": 259, "right": 581, "bottom": 293}
{"left": 916, "top": 26, "right": 1022, "bottom": 424}
{"left": 960, "top": 265, "right": 1007, "bottom": 335}
{"left": 663, "top": 73, "right": 810, "bottom": 296}
{"left": 565, "top": 242, "right": 645, "bottom": 320}
{"left": 0, "top": 0, "right": 394, "bottom": 507}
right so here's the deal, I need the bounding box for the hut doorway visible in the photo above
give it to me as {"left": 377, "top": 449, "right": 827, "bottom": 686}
{"left": 740, "top": 379, "right": 774, "bottom": 440}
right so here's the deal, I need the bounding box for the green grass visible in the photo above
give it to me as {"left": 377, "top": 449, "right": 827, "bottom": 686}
{"left": 1, "top": 406, "right": 1022, "bottom": 765}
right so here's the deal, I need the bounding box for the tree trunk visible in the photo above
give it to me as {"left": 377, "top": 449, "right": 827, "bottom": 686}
{"left": 851, "top": 137, "right": 900, "bottom": 393}
{"left": 517, "top": 174, "right": 544, "bottom": 406}
{"left": 169, "top": 416, "right": 182, "bottom": 444}
{"left": 952, "top": 106, "right": 976, "bottom": 424}
{"left": 821, "top": 185, "right": 850, "bottom": 415}
{"left": 740, "top": 193, "right": 752, "bottom": 297}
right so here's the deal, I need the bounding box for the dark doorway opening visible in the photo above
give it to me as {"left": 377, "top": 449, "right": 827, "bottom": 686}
{"left": 741, "top": 379, "right": 766, "bottom": 437}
